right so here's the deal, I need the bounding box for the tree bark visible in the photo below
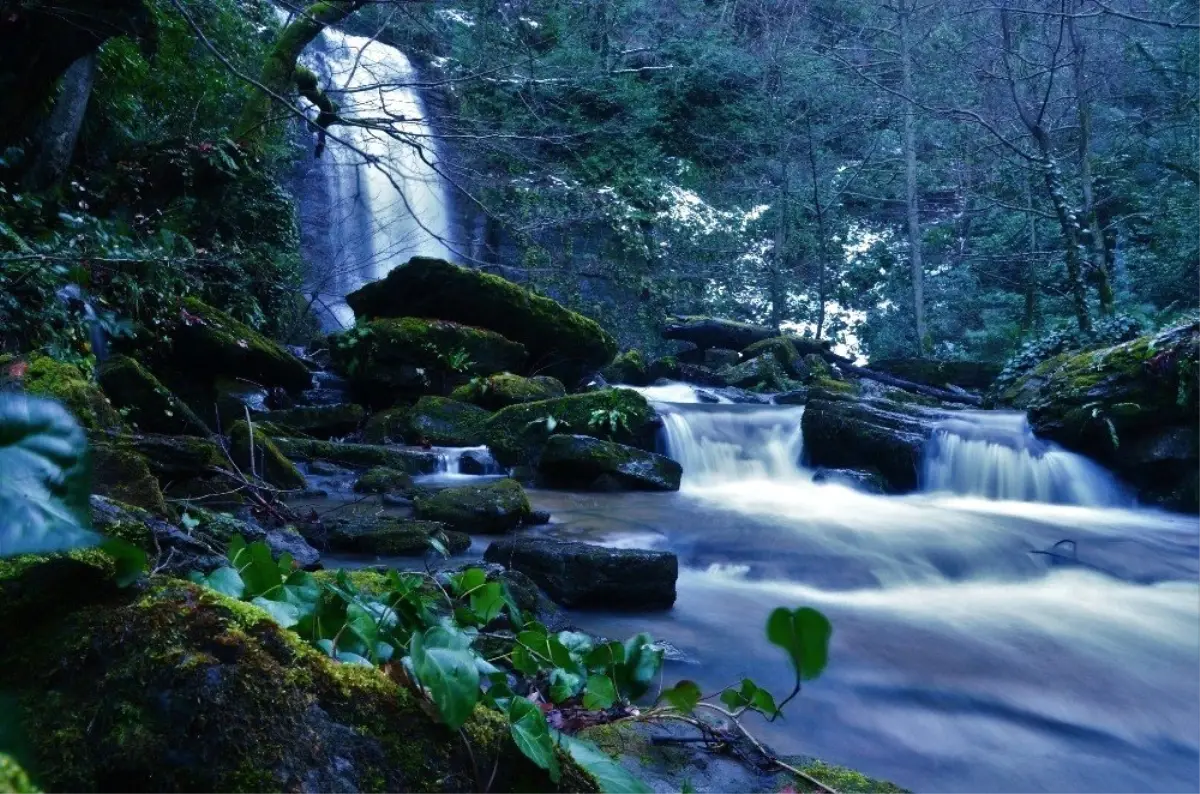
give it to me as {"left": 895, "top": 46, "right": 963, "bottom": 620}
{"left": 24, "top": 53, "right": 97, "bottom": 191}
{"left": 899, "top": 0, "right": 927, "bottom": 353}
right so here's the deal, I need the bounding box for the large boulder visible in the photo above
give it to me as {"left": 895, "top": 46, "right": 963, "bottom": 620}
{"left": 272, "top": 437, "right": 439, "bottom": 473}
{"left": 327, "top": 517, "right": 470, "bottom": 556}
{"left": 484, "top": 537, "right": 677, "bottom": 610}
{"left": 171, "top": 298, "right": 313, "bottom": 393}
{"left": 406, "top": 396, "right": 490, "bottom": 446}
{"left": 802, "top": 391, "right": 946, "bottom": 493}
{"left": 353, "top": 466, "right": 416, "bottom": 496}
{"left": 97, "top": 354, "right": 210, "bottom": 436}
{"left": 331, "top": 317, "right": 526, "bottom": 404}
{"left": 22, "top": 355, "right": 122, "bottom": 430}
{"left": 721, "top": 352, "right": 792, "bottom": 392}
{"left": 662, "top": 316, "right": 774, "bottom": 350}
{"left": 345, "top": 257, "right": 617, "bottom": 384}
{"left": 259, "top": 404, "right": 364, "bottom": 439}
{"left": 538, "top": 435, "right": 681, "bottom": 492}
{"left": 449, "top": 372, "right": 566, "bottom": 411}
{"left": 90, "top": 442, "right": 170, "bottom": 515}
{"left": 482, "top": 388, "right": 657, "bottom": 467}
{"left": 0, "top": 569, "right": 588, "bottom": 793}
{"left": 599, "top": 350, "right": 650, "bottom": 386}
{"left": 414, "top": 479, "right": 532, "bottom": 534}
{"left": 1011, "top": 322, "right": 1199, "bottom": 510}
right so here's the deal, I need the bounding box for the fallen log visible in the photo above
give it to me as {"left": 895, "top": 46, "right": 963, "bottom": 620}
{"left": 826, "top": 352, "right": 983, "bottom": 406}
{"left": 662, "top": 316, "right": 775, "bottom": 350}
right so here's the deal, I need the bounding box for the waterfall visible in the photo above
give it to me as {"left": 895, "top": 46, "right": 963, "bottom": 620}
{"left": 921, "top": 411, "right": 1130, "bottom": 506}
{"left": 289, "top": 20, "right": 454, "bottom": 329}
{"left": 656, "top": 403, "right": 806, "bottom": 484}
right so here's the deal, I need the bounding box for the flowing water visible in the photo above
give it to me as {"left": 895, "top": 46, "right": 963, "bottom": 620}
{"left": 529, "top": 385, "right": 1200, "bottom": 792}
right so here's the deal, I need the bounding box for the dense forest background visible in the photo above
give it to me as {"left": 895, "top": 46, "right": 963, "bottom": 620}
{"left": 1, "top": 0, "right": 1196, "bottom": 366}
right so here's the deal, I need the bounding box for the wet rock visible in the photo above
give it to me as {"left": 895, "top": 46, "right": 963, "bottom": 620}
{"left": 459, "top": 449, "right": 493, "bottom": 475}
{"left": 599, "top": 350, "right": 650, "bottom": 386}
{"left": 213, "top": 376, "right": 271, "bottom": 430}
{"left": 353, "top": 466, "right": 415, "bottom": 495}
{"left": 774, "top": 388, "right": 808, "bottom": 405}
{"left": 449, "top": 372, "right": 566, "bottom": 411}
{"left": 97, "top": 354, "right": 210, "bottom": 436}
{"left": 23, "top": 355, "right": 123, "bottom": 431}
{"left": 538, "top": 435, "right": 682, "bottom": 492}
{"left": 703, "top": 347, "right": 742, "bottom": 369}
{"left": 260, "top": 403, "right": 364, "bottom": 439}
{"left": 307, "top": 460, "right": 353, "bottom": 477}
{"left": 345, "top": 256, "right": 617, "bottom": 384}
{"left": 409, "top": 396, "right": 489, "bottom": 446}
{"left": 327, "top": 516, "right": 469, "bottom": 556}
{"left": 302, "top": 370, "right": 352, "bottom": 406}
{"left": 414, "top": 478, "right": 531, "bottom": 534}
{"left": 740, "top": 336, "right": 801, "bottom": 374}
{"left": 90, "top": 495, "right": 225, "bottom": 575}
{"left": 483, "top": 388, "right": 657, "bottom": 467}
{"left": 722, "top": 352, "right": 792, "bottom": 392}
{"left": 484, "top": 537, "right": 677, "bottom": 610}
{"left": 229, "top": 420, "right": 306, "bottom": 490}
{"left": 272, "top": 437, "right": 439, "bottom": 473}
{"left": 872, "top": 357, "right": 1001, "bottom": 392}
{"left": 646, "top": 356, "right": 726, "bottom": 386}
{"left": 811, "top": 466, "right": 888, "bottom": 494}
{"left": 525, "top": 509, "right": 552, "bottom": 526}
{"left": 695, "top": 386, "right": 774, "bottom": 404}
{"left": 662, "top": 316, "right": 774, "bottom": 350}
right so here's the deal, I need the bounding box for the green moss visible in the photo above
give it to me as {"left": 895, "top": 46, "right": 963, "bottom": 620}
{"left": 414, "top": 478, "right": 531, "bottom": 533}
{"left": 90, "top": 442, "right": 170, "bottom": 516}
{"left": 174, "top": 298, "right": 313, "bottom": 393}
{"left": 793, "top": 759, "right": 909, "bottom": 793}
{"left": 883, "top": 388, "right": 939, "bottom": 406}
{"left": 538, "top": 434, "right": 681, "bottom": 491}
{"left": 260, "top": 403, "right": 364, "bottom": 438}
{"left": 23, "top": 356, "right": 122, "bottom": 431}
{"left": 0, "top": 753, "right": 39, "bottom": 793}
{"left": 483, "top": 388, "right": 656, "bottom": 466}
{"left": 330, "top": 519, "right": 469, "bottom": 556}
{"left": 810, "top": 375, "right": 858, "bottom": 395}
{"left": 722, "top": 351, "right": 793, "bottom": 392}
{"left": 404, "top": 396, "right": 490, "bottom": 446}
{"left": 362, "top": 406, "right": 409, "bottom": 444}
{"left": 229, "top": 419, "right": 306, "bottom": 490}
{"left": 353, "top": 466, "right": 415, "bottom": 495}
{"left": 273, "top": 437, "right": 439, "bottom": 473}
{"left": 450, "top": 372, "right": 567, "bottom": 411}
{"left": 600, "top": 349, "right": 649, "bottom": 386}
{"left": 96, "top": 354, "right": 209, "bottom": 436}
{"left": 742, "top": 336, "right": 800, "bottom": 374}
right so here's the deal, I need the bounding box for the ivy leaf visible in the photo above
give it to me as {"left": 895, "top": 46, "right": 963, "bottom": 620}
{"left": 101, "top": 537, "right": 146, "bottom": 587}
{"left": 508, "top": 696, "right": 560, "bottom": 782}
{"left": 410, "top": 626, "right": 480, "bottom": 731}
{"left": 719, "top": 678, "right": 778, "bottom": 717}
{"left": 659, "top": 679, "right": 701, "bottom": 715}
{"left": 470, "top": 582, "right": 505, "bottom": 625}
{"left": 616, "top": 633, "right": 662, "bottom": 699}
{"left": 585, "top": 641, "right": 625, "bottom": 674}
{"left": 552, "top": 731, "right": 649, "bottom": 793}
{"left": 0, "top": 394, "right": 99, "bottom": 557}
{"left": 582, "top": 674, "right": 616, "bottom": 710}
{"left": 548, "top": 667, "right": 584, "bottom": 703}
{"left": 238, "top": 540, "right": 284, "bottom": 599}
{"left": 766, "top": 606, "right": 832, "bottom": 681}
{"left": 557, "top": 631, "right": 594, "bottom": 660}
{"left": 189, "top": 565, "right": 245, "bottom": 599}
{"left": 450, "top": 567, "right": 487, "bottom": 596}
{"left": 250, "top": 596, "right": 300, "bottom": 628}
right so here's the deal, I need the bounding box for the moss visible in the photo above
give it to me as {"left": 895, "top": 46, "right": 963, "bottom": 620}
{"left": 90, "top": 442, "right": 170, "bottom": 516}
{"left": 483, "top": 388, "right": 656, "bottom": 467}
{"left": 362, "top": 406, "right": 409, "bottom": 444}
{"left": 344, "top": 256, "right": 617, "bottom": 384}
{"left": 810, "top": 375, "right": 858, "bottom": 395}
{"left": 174, "top": 298, "right": 313, "bottom": 393}
{"left": 600, "top": 349, "right": 649, "bottom": 386}
{"left": 91, "top": 432, "right": 226, "bottom": 480}
{"left": 538, "top": 434, "right": 681, "bottom": 491}
{"left": 23, "top": 356, "right": 122, "bottom": 431}
{"left": 414, "top": 478, "right": 531, "bottom": 534}
{"left": 96, "top": 354, "right": 210, "bottom": 436}
{"left": 229, "top": 419, "right": 306, "bottom": 490}
{"left": 450, "top": 372, "right": 567, "bottom": 411}
{"left": 0, "top": 754, "right": 39, "bottom": 793}
{"left": 646, "top": 355, "right": 680, "bottom": 381}
{"left": 260, "top": 403, "right": 364, "bottom": 439}
{"left": 330, "top": 519, "right": 470, "bottom": 556}
{"left": 404, "top": 396, "right": 490, "bottom": 446}
{"left": 742, "top": 336, "right": 800, "bottom": 375}
{"left": 353, "top": 466, "right": 416, "bottom": 495}
{"left": 722, "top": 352, "right": 793, "bottom": 392}
{"left": 883, "top": 388, "right": 939, "bottom": 407}
{"left": 273, "top": 437, "right": 439, "bottom": 473}
{"left": 792, "top": 760, "right": 909, "bottom": 793}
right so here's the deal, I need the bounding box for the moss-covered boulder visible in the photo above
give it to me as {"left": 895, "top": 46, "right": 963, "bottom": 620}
{"left": 871, "top": 358, "right": 1001, "bottom": 392}
{"left": 703, "top": 348, "right": 742, "bottom": 369}
{"left": 331, "top": 317, "right": 527, "bottom": 404}
{"left": 741, "top": 337, "right": 800, "bottom": 375}
{"left": 353, "top": 466, "right": 416, "bottom": 495}
{"left": 172, "top": 298, "right": 313, "bottom": 393}
{"left": 94, "top": 432, "right": 226, "bottom": 480}
{"left": 229, "top": 420, "right": 306, "bottom": 490}
{"left": 272, "top": 437, "right": 439, "bottom": 473}
{"left": 722, "top": 352, "right": 792, "bottom": 392}
{"left": 90, "top": 442, "right": 170, "bottom": 515}
{"left": 483, "top": 388, "right": 657, "bottom": 467}
{"left": 646, "top": 356, "right": 726, "bottom": 387}
{"left": 0, "top": 573, "right": 591, "bottom": 793}
{"left": 22, "top": 356, "right": 122, "bottom": 430}
{"left": 362, "top": 397, "right": 491, "bottom": 447}
{"left": 414, "top": 479, "right": 531, "bottom": 534}
{"left": 345, "top": 257, "right": 617, "bottom": 384}
{"left": 328, "top": 517, "right": 470, "bottom": 556}
{"left": 183, "top": 505, "right": 320, "bottom": 569}
{"left": 259, "top": 403, "right": 364, "bottom": 439}
{"left": 450, "top": 373, "right": 567, "bottom": 411}
{"left": 599, "top": 350, "right": 649, "bottom": 386}
{"left": 538, "top": 435, "right": 681, "bottom": 492}
{"left": 97, "top": 354, "right": 210, "bottom": 436}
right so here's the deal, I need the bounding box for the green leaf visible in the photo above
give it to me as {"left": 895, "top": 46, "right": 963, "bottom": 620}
{"left": 335, "top": 651, "right": 374, "bottom": 667}
{"left": 410, "top": 626, "right": 480, "bottom": 731}
{"left": 0, "top": 394, "right": 100, "bottom": 557}
{"left": 549, "top": 667, "right": 584, "bottom": 703}
{"left": 582, "top": 674, "right": 616, "bottom": 710}
{"left": 238, "top": 540, "right": 284, "bottom": 599}
{"left": 470, "top": 582, "right": 505, "bottom": 625}
{"left": 101, "top": 537, "right": 146, "bottom": 587}
{"left": 766, "top": 606, "right": 832, "bottom": 681}
{"left": 553, "top": 731, "right": 649, "bottom": 793}
{"left": 250, "top": 596, "right": 300, "bottom": 628}
{"left": 451, "top": 567, "right": 487, "bottom": 596}
{"left": 659, "top": 679, "right": 701, "bottom": 714}
{"left": 719, "top": 678, "right": 778, "bottom": 717}
{"left": 585, "top": 641, "right": 625, "bottom": 674}
{"left": 616, "top": 633, "right": 662, "bottom": 699}
{"left": 557, "top": 630, "right": 594, "bottom": 659}
{"left": 189, "top": 565, "right": 245, "bottom": 598}
{"left": 508, "top": 696, "right": 560, "bottom": 782}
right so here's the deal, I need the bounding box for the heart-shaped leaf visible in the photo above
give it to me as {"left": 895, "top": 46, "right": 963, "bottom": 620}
{"left": 553, "top": 731, "right": 649, "bottom": 793}
{"left": 189, "top": 565, "right": 246, "bottom": 599}
{"left": 250, "top": 595, "right": 300, "bottom": 628}
{"left": 410, "top": 626, "right": 480, "bottom": 731}
{"left": 508, "top": 696, "right": 560, "bottom": 782}
{"left": 659, "top": 679, "right": 701, "bottom": 715}
{"left": 766, "top": 606, "right": 832, "bottom": 681}
{"left": 582, "top": 674, "right": 616, "bottom": 710}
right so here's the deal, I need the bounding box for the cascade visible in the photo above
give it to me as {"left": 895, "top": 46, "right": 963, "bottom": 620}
{"left": 920, "top": 411, "right": 1130, "bottom": 505}
{"left": 654, "top": 402, "right": 806, "bottom": 484}
{"left": 288, "top": 20, "right": 454, "bottom": 329}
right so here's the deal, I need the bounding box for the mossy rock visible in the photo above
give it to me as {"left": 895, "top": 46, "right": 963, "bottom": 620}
{"left": 0, "top": 753, "right": 38, "bottom": 794}
{"left": 538, "top": 435, "right": 681, "bottom": 492}
{"left": 722, "top": 352, "right": 792, "bottom": 392}
{"left": 329, "top": 518, "right": 470, "bottom": 556}
{"left": 483, "top": 388, "right": 657, "bottom": 467}
{"left": 96, "top": 354, "right": 209, "bottom": 436}
{"left": 229, "top": 419, "right": 306, "bottom": 490}
{"left": 172, "top": 298, "right": 313, "bottom": 393}
{"left": 260, "top": 403, "right": 364, "bottom": 439}
{"left": 22, "top": 356, "right": 122, "bottom": 431}
{"left": 797, "top": 352, "right": 833, "bottom": 382}
{"left": 646, "top": 356, "right": 726, "bottom": 387}
{"left": 345, "top": 257, "right": 617, "bottom": 384}
{"left": 741, "top": 337, "right": 800, "bottom": 375}
{"left": 353, "top": 466, "right": 416, "bottom": 495}
{"left": 361, "top": 407, "right": 409, "bottom": 444}
{"left": 414, "top": 478, "right": 531, "bottom": 534}
{"left": 90, "top": 442, "right": 170, "bottom": 516}
{"left": 599, "top": 350, "right": 649, "bottom": 386}
{"left": 330, "top": 317, "right": 526, "bottom": 405}
{"left": 0, "top": 574, "right": 593, "bottom": 793}
{"left": 450, "top": 373, "right": 567, "bottom": 411}
{"left": 407, "top": 396, "right": 490, "bottom": 446}
{"left": 871, "top": 357, "right": 1001, "bottom": 391}
{"left": 272, "top": 437, "right": 439, "bottom": 474}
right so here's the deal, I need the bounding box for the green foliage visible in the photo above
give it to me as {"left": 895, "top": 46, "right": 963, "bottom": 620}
{"left": 992, "top": 314, "right": 1147, "bottom": 395}
{"left": 588, "top": 407, "right": 632, "bottom": 436}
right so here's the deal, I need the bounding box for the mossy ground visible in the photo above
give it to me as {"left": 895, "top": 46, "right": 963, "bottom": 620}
{"left": 22, "top": 356, "right": 122, "bottom": 431}
{"left": 229, "top": 419, "right": 306, "bottom": 490}
{"left": 174, "top": 297, "right": 312, "bottom": 393}
{"left": 414, "top": 478, "right": 531, "bottom": 533}
{"left": 96, "top": 354, "right": 209, "bottom": 436}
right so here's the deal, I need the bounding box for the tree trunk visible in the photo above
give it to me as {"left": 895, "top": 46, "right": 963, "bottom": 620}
{"left": 808, "top": 116, "right": 829, "bottom": 339}
{"left": 770, "top": 159, "right": 790, "bottom": 334}
{"left": 899, "top": 0, "right": 927, "bottom": 353}
{"left": 1023, "top": 173, "right": 1040, "bottom": 331}
{"left": 24, "top": 53, "right": 96, "bottom": 191}
{"left": 1034, "top": 130, "right": 1091, "bottom": 332}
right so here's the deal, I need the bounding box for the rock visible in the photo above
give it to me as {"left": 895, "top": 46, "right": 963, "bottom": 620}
{"left": 182, "top": 505, "right": 321, "bottom": 570}
{"left": 229, "top": 420, "right": 306, "bottom": 490}
{"left": 90, "top": 442, "right": 170, "bottom": 515}
{"left": 171, "top": 298, "right": 313, "bottom": 393}
{"left": 328, "top": 517, "right": 470, "bottom": 556}
{"left": 703, "top": 347, "right": 742, "bottom": 369}
{"left": 662, "top": 316, "right": 774, "bottom": 350}
{"left": 22, "top": 355, "right": 122, "bottom": 430}
{"left": 345, "top": 256, "right": 617, "bottom": 384}
{"left": 482, "top": 388, "right": 657, "bottom": 467}
{"left": 526, "top": 509, "right": 552, "bottom": 526}
{"left": 259, "top": 403, "right": 364, "bottom": 439}
{"left": 646, "top": 356, "right": 726, "bottom": 386}
{"left": 0, "top": 571, "right": 588, "bottom": 793}
{"left": 458, "top": 449, "right": 494, "bottom": 475}
{"left": 212, "top": 376, "right": 272, "bottom": 430}
{"left": 96, "top": 432, "right": 226, "bottom": 480}
{"left": 722, "top": 352, "right": 792, "bottom": 392}
{"left": 741, "top": 336, "right": 800, "bottom": 375}
{"left": 538, "top": 435, "right": 682, "bottom": 491}
{"left": 872, "top": 357, "right": 1001, "bottom": 391}
{"left": 694, "top": 386, "right": 774, "bottom": 404}
{"left": 353, "top": 466, "right": 416, "bottom": 495}
{"left": 414, "top": 479, "right": 531, "bottom": 534}
{"left": 272, "top": 437, "right": 439, "bottom": 473}
{"left": 449, "top": 372, "right": 566, "bottom": 411}
{"left": 811, "top": 467, "right": 888, "bottom": 494}
{"left": 407, "top": 396, "right": 490, "bottom": 446}
{"left": 484, "top": 537, "right": 677, "bottom": 609}
{"left": 90, "top": 496, "right": 224, "bottom": 575}
{"left": 802, "top": 391, "right": 947, "bottom": 493}
{"left": 308, "top": 460, "right": 353, "bottom": 477}
{"left": 302, "top": 370, "right": 352, "bottom": 406}
{"left": 599, "top": 350, "right": 650, "bottom": 386}
{"left": 774, "top": 389, "right": 808, "bottom": 405}
{"left": 97, "top": 354, "right": 210, "bottom": 435}
{"left": 1009, "top": 322, "right": 1199, "bottom": 511}
{"left": 797, "top": 352, "right": 834, "bottom": 381}
{"left": 330, "top": 317, "right": 527, "bottom": 404}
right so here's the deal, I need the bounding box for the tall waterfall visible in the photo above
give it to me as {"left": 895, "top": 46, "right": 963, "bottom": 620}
{"left": 921, "top": 411, "right": 1129, "bottom": 506}
{"left": 289, "top": 21, "right": 454, "bottom": 329}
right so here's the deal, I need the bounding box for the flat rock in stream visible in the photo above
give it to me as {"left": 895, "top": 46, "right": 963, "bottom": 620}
{"left": 537, "top": 434, "right": 681, "bottom": 492}
{"left": 484, "top": 537, "right": 677, "bottom": 610}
